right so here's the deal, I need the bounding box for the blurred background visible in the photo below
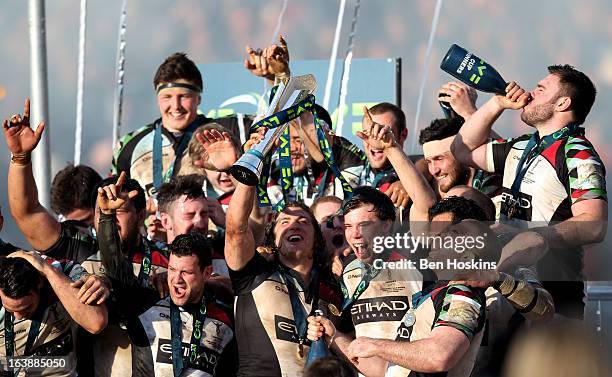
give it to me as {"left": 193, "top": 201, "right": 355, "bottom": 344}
{"left": 1, "top": 0, "right": 611, "bottom": 352}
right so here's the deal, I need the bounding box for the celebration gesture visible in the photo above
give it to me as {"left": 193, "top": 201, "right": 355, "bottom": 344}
{"left": 356, "top": 106, "right": 397, "bottom": 151}
{"left": 194, "top": 129, "right": 238, "bottom": 171}
{"left": 2, "top": 98, "right": 45, "bottom": 155}
{"left": 438, "top": 81, "right": 478, "bottom": 119}
{"left": 97, "top": 171, "right": 139, "bottom": 215}
{"left": 244, "top": 35, "right": 290, "bottom": 81}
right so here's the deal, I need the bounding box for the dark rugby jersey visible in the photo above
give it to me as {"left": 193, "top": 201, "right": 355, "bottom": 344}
{"left": 0, "top": 238, "right": 19, "bottom": 257}
{"left": 42, "top": 220, "right": 98, "bottom": 264}
{"left": 486, "top": 130, "right": 607, "bottom": 318}
{"left": 229, "top": 253, "right": 343, "bottom": 377}
{"left": 340, "top": 251, "right": 430, "bottom": 377}
{"left": 0, "top": 259, "right": 88, "bottom": 377}
{"left": 407, "top": 284, "right": 486, "bottom": 377}
{"left": 111, "top": 114, "right": 252, "bottom": 199}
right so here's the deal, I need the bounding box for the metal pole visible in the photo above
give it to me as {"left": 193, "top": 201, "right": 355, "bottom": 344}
{"left": 74, "top": 0, "right": 87, "bottom": 165}
{"left": 112, "top": 0, "right": 128, "bottom": 148}
{"left": 29, "top": 0, "right": 51, "bottom": 209}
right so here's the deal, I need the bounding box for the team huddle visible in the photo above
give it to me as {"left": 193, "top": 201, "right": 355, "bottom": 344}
{"left": 0, "top": 36, "right": 607, "bottom": 377}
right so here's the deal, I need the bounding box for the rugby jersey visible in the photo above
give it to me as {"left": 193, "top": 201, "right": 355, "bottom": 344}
{"left": 229, "top": 253, "right": 343, "bottom": 377}
{"left": 0, "top": 260, "right": 88, "bottom": 377}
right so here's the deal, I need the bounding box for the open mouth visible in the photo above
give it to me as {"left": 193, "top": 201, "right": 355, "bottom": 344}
{"left": 287, "top": 234, "right": 304, "bottom": 243}
{"left": 172, "top": 285, "right": 186, "bottom": 298}
{"left": 369, "top": 149, "right": 384, "bottom": 159}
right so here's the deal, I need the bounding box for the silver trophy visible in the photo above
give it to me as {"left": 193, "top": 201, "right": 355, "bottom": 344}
{"left": 229, "top": 74, "right": 317, "bottom": 186}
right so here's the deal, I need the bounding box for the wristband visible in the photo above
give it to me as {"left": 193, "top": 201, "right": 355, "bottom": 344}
{"left": 10, "top": 152, "right": 31, "bottom": 166}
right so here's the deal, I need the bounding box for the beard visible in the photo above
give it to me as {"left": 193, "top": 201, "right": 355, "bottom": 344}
{"left": 521, "top": 102, "right": 555, "bottom": 126}
{"left": 439, "top": 164, "right": 470, "bottom": 193}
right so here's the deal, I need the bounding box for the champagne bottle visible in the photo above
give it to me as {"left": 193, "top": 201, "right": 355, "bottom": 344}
{"left": 440, "top": 44, "right": 507, "bottom": 94}
{"left": 305, "top": 310, "right": 330, "bottom": 366}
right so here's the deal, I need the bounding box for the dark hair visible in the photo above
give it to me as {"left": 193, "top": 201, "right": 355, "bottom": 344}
{"left": 548, "top": 64, "right": 596, "bottom": 125}
{"left": 341, "top": 186, "right": 396, "bottom": 222}
{"left": 157, "top": 174, "right": 206, "bottom": 214}
{"left": 369, "top": 102, "right": 406, "bottom": 136}
{"left": 311, "top": 195, "right": 343, "bottom": 218}
{"left": 314, "top": 104, "right": 333, "bottom": 130}
{"left": 170, "top": 232, "right": 212, "bottom": 269}
{"left": 419, "top": 117, "right": 464, "bottom": 145}
{"left": 428, "top": 195, "right": 488, "bottom": 222}
{"left": 92, "top": 175, "right": 146, "bottom": 212}
{"left": 153, "top": 52, "right": 203, "bottom": 92}
{"left": 264, "top": 201, "right": 326, "bottom": 265}
{"left": 0, "top": 257, "right": 43, "bottom": 298}
{"left": 51, "top": 164, "right": 102, "bottom": 215}
{"left": 304, "top": 357, "right": 357, "bottom": 377}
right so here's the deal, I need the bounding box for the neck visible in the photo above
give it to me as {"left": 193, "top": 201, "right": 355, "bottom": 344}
{"left": 534, "top": 118, "right": 574, "bottom": 137}
{"left": 279, "top": 253, "right": 313, "bottom": 282}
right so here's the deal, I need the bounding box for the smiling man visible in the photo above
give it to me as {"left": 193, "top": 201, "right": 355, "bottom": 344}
{"left": 111, "top": 53, "right": 250, "bottom": 199}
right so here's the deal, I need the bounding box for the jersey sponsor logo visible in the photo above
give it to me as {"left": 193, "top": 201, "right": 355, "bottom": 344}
{"left": 500, "top": 189, "right": 533, "bottom": 220}
{"left": 274, "top": 284, "right": 289, "bottom": 295}
{"left": 274, "top": 315, "right": 299, "bottom": 343}
{"left": 351, "top": 296, "right": 410, "bottom": 325}
{"left": 156, "top": 338, "right": 218, "bottom": 374}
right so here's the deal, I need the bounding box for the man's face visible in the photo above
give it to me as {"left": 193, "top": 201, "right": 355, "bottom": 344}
{"left": 0, "top": 289, "right": 40, "bottom": 320}
{"left": 64, "top": 207, "right": 95, "bottom": 227}
{"left": 204, "top": 169, "right": 235, "bottom": 193}
{"left": 424, "top": 150, "right": 468, "bottom": 193}
{"left": 273, "top": 207, "right": 316, "bottom": 261}
{"left": 521, "top": 74, "right": 562, "bottom": 127}
{"left": 167, "top": 254, "right": 209, "bottom": 307}
{"left": 94, "top": 200, "right": 143, "bottom": 246}
{"left": 344, "top": 204, "right": 390, "bottom": 264}
{"left": 157, "top": 81, "right": 201, "bottom": 132}
{"left": 313, "top": 201, "right": 346, "bottom": 253}
{"left": 161, "top": 195, "right": 209, "bottom": 243}
{"left": 288, "top": 122, "right": 307, "bottom": 175}
{"left": 363, "top": 111, "right": 404, "bottom": 170}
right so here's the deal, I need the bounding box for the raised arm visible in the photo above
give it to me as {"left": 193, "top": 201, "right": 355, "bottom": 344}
{"left": 3, "top": 99, "right": 61, "bottom": 250}
{"left": 451, "top": 82, "right": 530, "bottom": 170}
{"left": 10, "top": 250, "right": 108, "bottom": 334}
{"left": 358, "top": 107, "right": 436, "bottom": 218}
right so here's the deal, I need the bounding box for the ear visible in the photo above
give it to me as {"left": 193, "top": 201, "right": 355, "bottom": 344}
{"left": 197, "top": 95, "right": 202, "bottom": 106}
{"left": 160, "top": 212, "right": 172, "bottom": 231}
{"left": 203, "top": 264, "right": 213, "bottom": 279}
{"left": 556, "top": 96, "right": 572, "bottom": 112}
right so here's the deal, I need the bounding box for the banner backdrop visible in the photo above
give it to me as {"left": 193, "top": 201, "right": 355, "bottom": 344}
{"left": 198, "top": 58, "right": 400, "bottom": 147}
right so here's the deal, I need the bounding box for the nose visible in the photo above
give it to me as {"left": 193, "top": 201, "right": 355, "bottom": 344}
{"left": 430, "top": 162, "right": 441, "bottom": 176}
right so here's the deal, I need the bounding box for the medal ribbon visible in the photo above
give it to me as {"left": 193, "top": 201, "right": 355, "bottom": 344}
{"left": 170, "top": 292, "right": 210, "bottom": 377}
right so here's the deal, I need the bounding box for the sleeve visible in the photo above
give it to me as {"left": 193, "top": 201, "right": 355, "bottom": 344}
{"left": 228, "top": 253, "right": 274, "bottom": 295}
{"left": 432, "top": 285, "right": 486, "bottom": 342}
{"left": 564, "top": 137, "right": 607, "bottom": 204}
{"left": 486, "top": 137, "right": 515, "bottom": 175}
{"left": 334, "top": 136, "right": 365, "bottom": 171}
{"left": 98, "top": 213, "right": 140, "bottom": 287}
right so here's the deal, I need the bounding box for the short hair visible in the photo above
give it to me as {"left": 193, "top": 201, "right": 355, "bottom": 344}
{"left": 153, "top": 52, "right": 203, "bottom": 92}
{"left": 264, "top": 201, "right": 326, "bottom": 266}
{"left": 0, "top": 257, "right": 43, "bottom": 298}
{"left": 428, "top": 195, "right": 488, "bottom": 222}
{"left": 419, "top": 117, "right": 463, "bottom": 145}
{"left": 548, "top": 64, "right": 596, "bottom": 125}
{"left": 170, "top": 232, "right": 212, "bottom": 269}
{"left": 157, "top": 174, "right": 206, "bottom": 214}
{"left": 93, "top": 175, "right": 146, "bottom": 212}
{"left": 187, "top": 123, "right": 241, "bottom": 169}
{"left": 342, "top": 186, "right": 396, "bottom": 222}
{"left": 311, "top": 196, "right": 343, "bottom": 218}
{"left": 51, "top": 164, "right": 102, "bottom": 215}
{"left": 304, "top": 356, "right": 357, "bottom": 377}
{"left": 446, "top": 186, "right": 496, "bottom": 222}
{"left": 369, "top": 102, "right": 406, "bottom": 136}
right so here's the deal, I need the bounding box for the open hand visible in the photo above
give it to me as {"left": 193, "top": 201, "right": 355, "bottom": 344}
{"left": 97, "top": 171, "right": 139, "bottom": 214}
{"left": 194, "top": 129, "right": 238, "bottom": 171}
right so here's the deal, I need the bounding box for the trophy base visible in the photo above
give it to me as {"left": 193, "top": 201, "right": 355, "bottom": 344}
{"left": 229, "top": 165, "right": 260, "bottom": 186}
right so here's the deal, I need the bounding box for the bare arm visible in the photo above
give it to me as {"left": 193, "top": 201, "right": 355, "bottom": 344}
{"left": 451, "top": 82, "right": 530, "bottom": 170}
{"left": 348, "top": 327, "right": 470, "bottom": 373}
{"left": 3, "top": 99, "right": 61, "bottom": 250}
{"left": 225, "top": 182, "right": 257, "bottom": 271}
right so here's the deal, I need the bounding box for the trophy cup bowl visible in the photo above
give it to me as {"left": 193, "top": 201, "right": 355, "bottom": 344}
{"left": 229, "top": 74, "right": 317, "bottom": 187}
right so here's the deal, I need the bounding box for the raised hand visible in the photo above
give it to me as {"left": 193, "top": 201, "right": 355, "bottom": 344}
{"left": 356, "top": 106, "right": 396, "bottom": 151}
{"left": 495, "top": 81, "right": 531, "bottom": 110}
{"left": 244, "top": 45, "right": 273, "bottom": 80}
{"left": 243, "top": 127, "right": 268, "bottom": 152}
{"left": 97, "top": 171, "right": 139, "bottom": 214}
{"left": 194, "top": 129, "right": 238, "bottom": 171}
{"left": 264, "top": 35, "right": 290, "bottom": 77}
{"left": 2, "top": 98, "right": 45, "bottom": 155}
{"left": 439, "top": 81, "right": 478, "bottom": 119}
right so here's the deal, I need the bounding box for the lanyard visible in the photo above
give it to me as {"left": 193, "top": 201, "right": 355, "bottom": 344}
{"left": 4, "top": 309, "right": 43, "bottom": 377}
{"left": 359, "top": 160, "right": 396, "bottom": 188}
{"left": 507, "top": 124, "right": 582, "bottom": 216}
{"left": 340, "top": 259, "right": 383, "bottom": 312}
{"left": 471, "top": 169, "right": 485, "bottom": 191}
{"left": 152, "top": 116, "right": 204, "bottom": 191}
{"left": 136, "top": 237, "right": 153, "bottom": 287}
{"left": 170, "top": 292, "right": 209, "bottom": 377}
